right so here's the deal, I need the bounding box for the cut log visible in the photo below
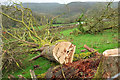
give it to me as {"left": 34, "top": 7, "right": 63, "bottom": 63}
{"left": 29, "top": 42, "right": 76, "bottom": 64}
{"left": 94, "top": 48, "right": 120, "bottom": 79}
{"left": 42, "top": 42, "right": 76, "bottom": 64}
{"left": 103, "top": 48, "right": 120, "bottom": 56}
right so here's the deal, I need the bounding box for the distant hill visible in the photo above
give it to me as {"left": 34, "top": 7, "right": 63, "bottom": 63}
{"left": 22, "top": 3, "right": 65, "bottom": 15}
{"left": 22, "top": 2, "right": 118, "bottom": 17}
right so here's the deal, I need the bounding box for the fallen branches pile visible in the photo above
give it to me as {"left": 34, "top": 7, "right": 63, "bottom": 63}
{"left": 45, "top": 56, "right": 101, "bottom": 79}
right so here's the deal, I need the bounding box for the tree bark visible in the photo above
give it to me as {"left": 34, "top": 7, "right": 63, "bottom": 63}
{"left": 94, "top": 48, "right": 120, "bottom": 79}
{"left": 29, "top": 42, "right": 76, "bottom": 64}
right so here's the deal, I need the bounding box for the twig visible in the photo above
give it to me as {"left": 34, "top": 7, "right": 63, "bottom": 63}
{"left": 60, "top": 64, "right": 66, "bottom": 80}
{"left": 84, "top": 44, "right": 94, "bottom": 52}
{"left": 5, "top": 30, "right": 39, "bottom": 46}
{"left": 18, "top": 75, "right": 27, "bottom": 80}
{"left": 29, "top": 55, "right": 42, "bottom": 61}
{"left": 8, "top": 75, "right": 15, "bottom": 80}
{"left": 30, "top": 69, "right": 37, "bottom": 80}
{"left": 30, "top": 46, "right": 46, "bottom": 52}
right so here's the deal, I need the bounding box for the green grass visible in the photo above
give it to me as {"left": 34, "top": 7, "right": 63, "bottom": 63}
{"left": 60, "top": 28, "right": 118, "bottom": 54}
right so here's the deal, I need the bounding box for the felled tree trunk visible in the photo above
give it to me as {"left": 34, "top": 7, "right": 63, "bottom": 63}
{"left": 29, "top": 42, "right": 76, "bottom": 64}
{"left": 94, "top": 48, "right": 120, "bottom": 79}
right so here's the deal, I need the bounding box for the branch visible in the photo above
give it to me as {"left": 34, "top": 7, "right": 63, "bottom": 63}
{"left": 0, "top": 12, "right": 22, "bottom": 23}
{"left": 18, "top": 75, "right": 27, "bottom": 80}
{"left": 29, "top": 55, "right": 42, "bottom": 61}
{"left": 60, "top": 64, "right": 66, "bottom": 80}
{"left": 5, "top": 30, "right": 39, "bottom": 46}
{"left": 1, "top": 3, "right": 48, "bottom": 46}
{"left": 1, "top": 11, "right": 44, "bottom": 45}
{"left": 84, "top": 44, "right": 101, "bottom": 56}
{"left": 85, "top": 2, "right": 116, "bottom": 33}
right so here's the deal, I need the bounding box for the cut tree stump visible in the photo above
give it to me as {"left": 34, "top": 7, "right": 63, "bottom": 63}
{"left": 29, "top": 42, "right": 76, "bottom": 64}
{"left": 94, "top": 48, "right": 120, "bottom": 79}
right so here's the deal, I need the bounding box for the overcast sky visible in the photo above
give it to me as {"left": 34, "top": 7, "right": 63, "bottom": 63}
{"left": 0, "top": 0, "right": 119, "bottom": 4}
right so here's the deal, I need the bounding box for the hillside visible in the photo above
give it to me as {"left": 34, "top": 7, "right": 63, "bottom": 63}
{"left": 22, "top": 2, "right": 118, "bottom": 17}
{"left": 22, "top": 3, "right": 65, "bottom": 15}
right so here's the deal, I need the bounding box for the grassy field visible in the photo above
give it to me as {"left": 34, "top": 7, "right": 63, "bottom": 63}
{"left": 61, "top": 28, "right": 118, "bottom": 53}
{"left": 3, "top": 27, "right": 118, "bottom": 78}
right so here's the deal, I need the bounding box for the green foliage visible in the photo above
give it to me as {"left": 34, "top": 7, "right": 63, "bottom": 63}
{"left": 37, "top": 72, "right": 46, "bottom": 78}
{"left": 73, "top": 52, "right": 92, "bottom": 61}
{"left": 55, "top": 18, "right": 65, "bottom": 24}
{"left": 77, "top": 23, "right": 85, "bottom": 33}
{"left": 84, "top": 2, "right": 118, "bottom": 34}
{"left": 73, "top": 49, "right": 98, "bottom": 61}
{"left": 72, "top": 28, "right": 82, "bottom": 36}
